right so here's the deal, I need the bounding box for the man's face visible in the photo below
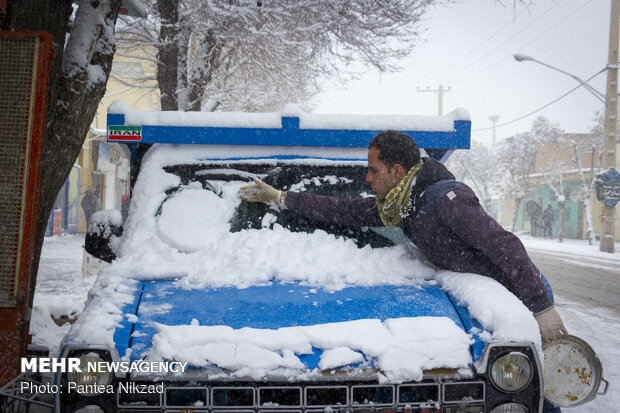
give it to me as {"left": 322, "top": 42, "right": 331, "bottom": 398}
{"left": 366, "top": 147, "right": 400, "bottom": 199}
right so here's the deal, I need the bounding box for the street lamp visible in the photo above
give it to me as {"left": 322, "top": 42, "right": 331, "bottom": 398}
{"left": 513, "top": 53, "right": 606, "bottom": 103}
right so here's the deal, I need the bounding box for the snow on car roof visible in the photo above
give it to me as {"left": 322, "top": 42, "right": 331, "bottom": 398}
{"left": 106, "top": 101, "right": 470, "bottom": 154}
{"left": 67, "top": 142, "right": 540, "bottom": 382}
{"left": 109, "top": 101, "right": 470, "bottom": 132}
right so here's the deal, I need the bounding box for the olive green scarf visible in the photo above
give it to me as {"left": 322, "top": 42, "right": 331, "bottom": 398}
{"left": 376, "top": 162, "right": 422, "bottom": 227}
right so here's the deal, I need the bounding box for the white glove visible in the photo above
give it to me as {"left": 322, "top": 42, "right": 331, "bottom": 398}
{"left": 534, "top": 306, "right": 568, "bottom": 344}
{"left": 238, "top": 178, "right": 283, "bottom": 205}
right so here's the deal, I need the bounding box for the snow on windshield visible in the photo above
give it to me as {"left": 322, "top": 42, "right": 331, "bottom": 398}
{"left": 67, "top": 143, "right": 541, "bottom": 382}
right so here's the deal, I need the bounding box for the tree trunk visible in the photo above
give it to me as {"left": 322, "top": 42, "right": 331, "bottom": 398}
{"left": 511, "top": 196, "right": 523, "bottom": 233}
{"left": 187, "top": 30, "right": 220, "bottom": 111}
{"left": 176, "top": 17, "right": 190, "bottom": 111}
{"left": 558, "top": 201, "right": 565, "bottom": 242}
{"left": 583, "top": 197, "right": 595, "bottom": 245}
{"left": 157, "top": 0, "right": 179, "bottom": 111}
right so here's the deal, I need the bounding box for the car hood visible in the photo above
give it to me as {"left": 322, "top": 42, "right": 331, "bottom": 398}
{"left": 113, "top": 280, "right": 482, "bottom": 378}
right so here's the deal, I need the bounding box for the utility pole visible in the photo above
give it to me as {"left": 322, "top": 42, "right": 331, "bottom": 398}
{"left": 417, "top": 84, "right": 451, "bottom": 115}
{"left": 488, "top": 114, "right": 500, "bottom": 154}
{"left": 600, "top": 0, "right": 619, "bottom": 253}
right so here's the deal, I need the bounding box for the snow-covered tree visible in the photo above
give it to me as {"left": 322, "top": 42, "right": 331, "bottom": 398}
{"left": 539, "top": 167, "right": 567, "bottom": 242}
{"left": 497, "top": 117, "right": 551, "bottom": 232}
{"left": 115, "top": 0, "right": 435, "bottom": 112}
{"left": 570, "top": 112, "right": 606, "bottom": 245}
{"left": 530, "top": 118, "right": 566, "bottom": 241}
{"left": 446, "top": 140, "right": 499, "bottom": 214}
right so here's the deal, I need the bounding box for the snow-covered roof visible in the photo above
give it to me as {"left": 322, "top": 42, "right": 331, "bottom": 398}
{"left": 106, "top": 101, "right": 471, "bottom": 150}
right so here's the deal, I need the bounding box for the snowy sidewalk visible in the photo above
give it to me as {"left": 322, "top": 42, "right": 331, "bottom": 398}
{"left": 520, "top": 234, "right": 620, "bottom": 276}
{"left": 519, "top": 233, "right": 620, "bottom": 261}
{"left": 30, "top": 234, "right": 93, "bottom": 356}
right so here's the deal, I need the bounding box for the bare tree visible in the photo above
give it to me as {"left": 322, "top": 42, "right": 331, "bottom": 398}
{"left": 539, "top": 167, "right": 567, "bottom": 242}
{"left": 498, "top": 117, "right": 567, "bottom": 233}
{"left": 534, "top": 115, "right": 605, "bottom": 244}
{"left": 115, "top": 0, "right": 436, "bottom": 112}
{"left": 446, "top": 140, "right": 500, "bottom": 215}
{"left": 569, "top": 112, "right": 606, "bottom": 245}
{"left": 497, "top": 131, "right": 542, "bottom": 232}
{"left": 530, "top": 118, "right": 566, "bottom": 240}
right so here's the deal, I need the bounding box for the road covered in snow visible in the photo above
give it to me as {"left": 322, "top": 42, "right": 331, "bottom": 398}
{"left": 31, "top": 233, "right": 619, "bottom": 411}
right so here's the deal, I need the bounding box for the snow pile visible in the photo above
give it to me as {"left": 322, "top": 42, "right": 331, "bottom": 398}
{"left": 30, "top": 235, "right": 95, "bottom": 356}
{"left": 90, "top": 209, "right": 123, "bottom": 227}
{"left": 148, "top": 317, "right": 473, "bottom": 381}
{"left": 68, "top": 275, "right": 139, "bottom": 347}
{"left": 30, "top": 306, "right": 72, "bottom": 357}
{"left": 436, "top": 272, "right": 542, "bottom": 356}
{"left": 65, "top": 143, "right": 541, "bottom": 381}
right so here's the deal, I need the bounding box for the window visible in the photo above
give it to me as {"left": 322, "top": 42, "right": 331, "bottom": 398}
{"left": 160, "top": 162, "right": 394, "bottom": 249}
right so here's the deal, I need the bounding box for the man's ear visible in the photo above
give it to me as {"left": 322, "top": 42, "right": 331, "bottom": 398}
{"left": 392, "top": 163, "right": 407, "bottom": 180}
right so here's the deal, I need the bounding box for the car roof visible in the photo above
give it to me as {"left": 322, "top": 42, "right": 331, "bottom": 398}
{"left": 107, "top": 101, "right": 471, "bottom": 163}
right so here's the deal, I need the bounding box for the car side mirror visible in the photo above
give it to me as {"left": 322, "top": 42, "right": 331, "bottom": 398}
{"left": 84, "top": 210, "right": 123, "bottom": 263}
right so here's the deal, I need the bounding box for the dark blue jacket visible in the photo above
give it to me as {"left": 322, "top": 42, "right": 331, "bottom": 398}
{"left": 285, "top": 158, "right": 552, "bottom": 314}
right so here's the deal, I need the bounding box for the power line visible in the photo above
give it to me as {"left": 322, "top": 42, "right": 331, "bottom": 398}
{"left": 439, "top": 3, "right": 558, "bottom": 85}
{"left": 450, "top": 0, "right": 595, "bottom": 86}
{"left": 514, "top": 0, "right": 595, "bottom": 51}
{"left": 472, "top": 67, "right": 606, "bottom": 132}
{"left": 424, "top": 5, "right": 533, "bottom": 85}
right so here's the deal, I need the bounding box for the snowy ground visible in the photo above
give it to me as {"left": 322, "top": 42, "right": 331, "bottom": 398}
{"left": 31, "top": 233, "right": 619, "bottom": 411}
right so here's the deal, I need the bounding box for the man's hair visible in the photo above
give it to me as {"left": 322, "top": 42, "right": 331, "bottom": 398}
{"left": 368, "top": 130, "right": 421, "bottom": 171}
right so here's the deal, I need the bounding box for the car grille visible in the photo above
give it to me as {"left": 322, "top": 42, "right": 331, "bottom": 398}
{"left": 115, "top": 381, "right": 485, "bottom": 412}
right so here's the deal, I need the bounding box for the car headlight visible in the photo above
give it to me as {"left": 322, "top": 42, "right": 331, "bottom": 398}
{"left": 489, "top": 351, "right": 533, "bottom": 392}
{"left": 67, "top": 353, "right": 113, "bottom": 396}
{"left": 489, "top": 403, "right": 528, "bottom": 413}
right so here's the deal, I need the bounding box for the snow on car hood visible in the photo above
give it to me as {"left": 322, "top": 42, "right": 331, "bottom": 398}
{"left": 115, "top": 281, "right": 474, "bottom": 381}
{"left": 65, "top": 144, "right": 541, "bottom": 382}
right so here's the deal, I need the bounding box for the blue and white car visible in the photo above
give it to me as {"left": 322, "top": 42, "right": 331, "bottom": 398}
{"left": 55, "top": 103, "right": 559, "bottom": 413}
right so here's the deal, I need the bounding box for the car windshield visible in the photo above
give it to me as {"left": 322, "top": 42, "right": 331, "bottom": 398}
{"left": 161, "top": 161, "right": 396, "bottom": 249}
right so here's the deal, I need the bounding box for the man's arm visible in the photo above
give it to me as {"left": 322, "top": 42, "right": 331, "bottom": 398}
{"left": 285, "top": 191, "right": 383, "bottom": 228}
{"left": 238, "top": 178, "right": 382, "bottom": 227}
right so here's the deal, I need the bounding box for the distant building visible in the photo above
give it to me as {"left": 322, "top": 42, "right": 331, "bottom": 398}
{"left": 498, "top": 132, "right": 620, "bottom": 241}
{"left": 48, "top": 35, "right": 158, "bottom": 235}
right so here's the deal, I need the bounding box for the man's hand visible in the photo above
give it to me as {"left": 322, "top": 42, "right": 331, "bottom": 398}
{"left": 238, "top": 178, "right": 283, "bottom": 205}
{"left": 534, "top": 306, "right": 568, "bottom": 344}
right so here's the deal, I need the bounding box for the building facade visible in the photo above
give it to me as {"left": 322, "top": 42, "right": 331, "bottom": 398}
{"left": 47, "top": 42, "right": 158, "bottom": 235}
{"left": 499, "top": 133, "right": 620, "bottom": 242}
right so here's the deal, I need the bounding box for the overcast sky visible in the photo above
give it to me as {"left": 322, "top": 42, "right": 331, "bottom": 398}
{"left": 314, "top": 0, "right": 610, "bottom": 149}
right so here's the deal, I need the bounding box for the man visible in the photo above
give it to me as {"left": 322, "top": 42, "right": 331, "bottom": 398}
{"left": 239, "top": 130, "right": 567, "bottom": 344}
{"left": 526, "top": 200, "right": 542, "bottom": 237}
{"left": 543, "top": 204, "right": 554, "bottom": 239}
{"left": 81, "top": 188, "right": 99, "bottom": 227}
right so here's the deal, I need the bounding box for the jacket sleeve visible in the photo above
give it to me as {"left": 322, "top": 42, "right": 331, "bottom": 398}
{"left": 284, "top": 191, "right": 383, "bottom": 228}
{"left": 436, "top": 186, "right": 552, "bottom": 314}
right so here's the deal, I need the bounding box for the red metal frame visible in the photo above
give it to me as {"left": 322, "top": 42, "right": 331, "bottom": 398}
{"left": 0, "top": 31, "right": 52, "bottom": 386}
